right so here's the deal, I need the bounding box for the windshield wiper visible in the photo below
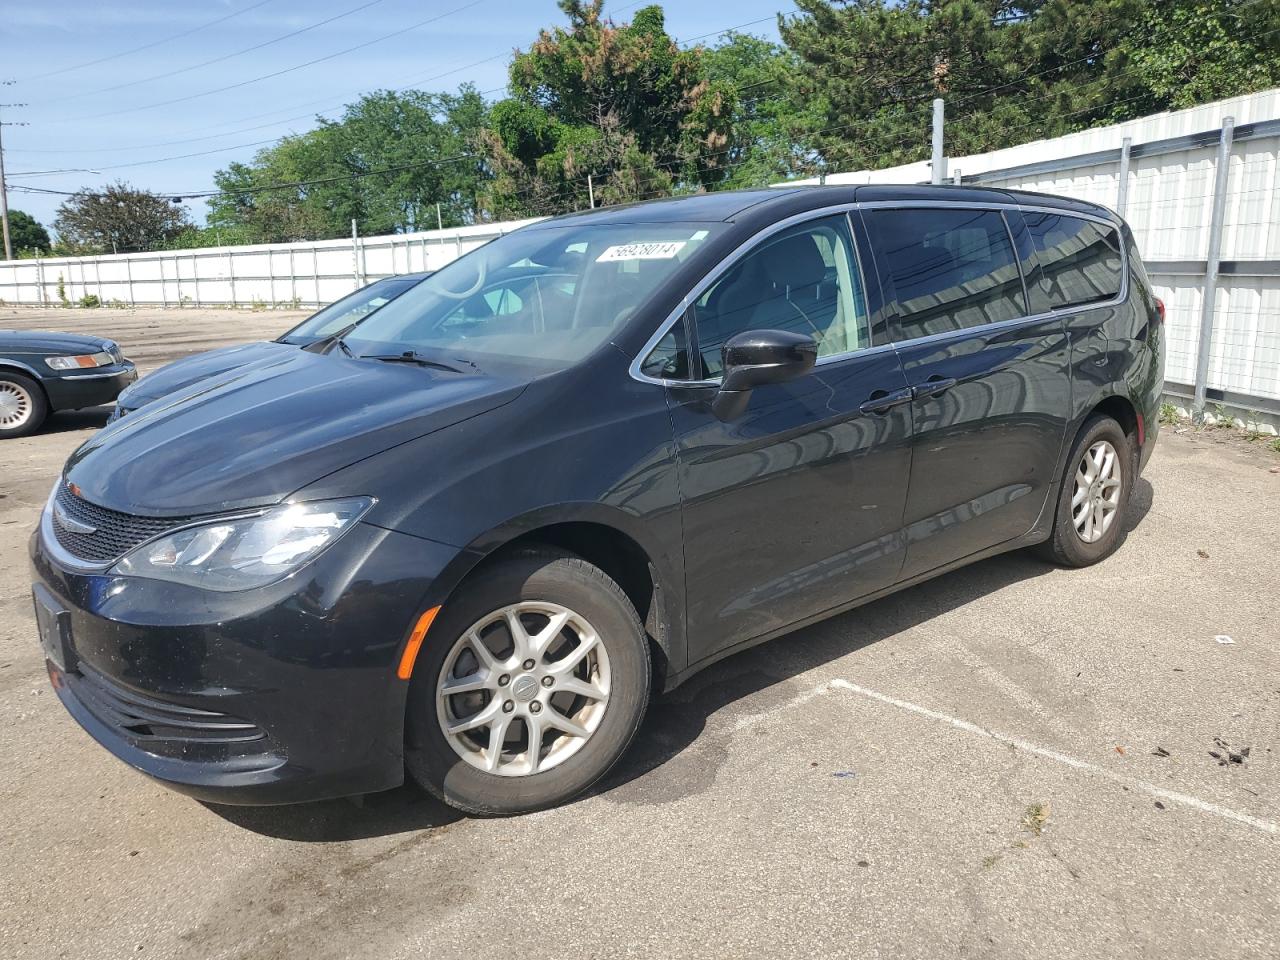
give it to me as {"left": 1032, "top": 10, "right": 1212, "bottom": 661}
{"left": 362, "top": 351, "right": 470, "bottom": 373}
{"left": 302, "top": 322, "right": 359, "bottom": 356}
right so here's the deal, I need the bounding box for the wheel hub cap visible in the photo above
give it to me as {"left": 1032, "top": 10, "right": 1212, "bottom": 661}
{"left": 0, "top": 382, "right": 32, "bottom": 428}
{"left": 1071, "top": 439, "right": 1122, "bottom": 544}
{"left": 436, "top": 601, "right": 612, "bottom": 777}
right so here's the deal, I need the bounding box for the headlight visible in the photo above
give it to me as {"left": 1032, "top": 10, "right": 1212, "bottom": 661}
{"left": 46, "top": 352, "right": 113, "bottom": 370}
{"left": 110, "top": 497, "right": 372, "bottom": 591}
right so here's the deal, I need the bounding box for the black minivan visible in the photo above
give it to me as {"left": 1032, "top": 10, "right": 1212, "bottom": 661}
{"left": 31, "top": 185, "right": 1164, "bottom": 814}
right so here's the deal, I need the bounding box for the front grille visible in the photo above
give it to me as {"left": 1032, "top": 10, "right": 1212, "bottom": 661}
{"left": 52, "top": 483, "right": 198, "bottom": 565}
{"left": 71, "top": 663, "right": 265, "bottom": 745}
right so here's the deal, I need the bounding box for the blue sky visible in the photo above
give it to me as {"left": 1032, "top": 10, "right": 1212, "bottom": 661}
{"left": 1, "top": 0, "right": 788, "bottom": 231}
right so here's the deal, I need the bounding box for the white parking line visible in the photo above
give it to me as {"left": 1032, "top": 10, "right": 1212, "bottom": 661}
{"left": 829, "top": 678, "right": 1279, "bottom": 838}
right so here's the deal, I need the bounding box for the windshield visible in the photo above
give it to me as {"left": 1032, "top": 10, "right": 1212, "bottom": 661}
{"left": 342, "top": 222, "right": 723, "bottom": 372}
{"left": 278, "top": 276, "right": 425, "bottom": 344}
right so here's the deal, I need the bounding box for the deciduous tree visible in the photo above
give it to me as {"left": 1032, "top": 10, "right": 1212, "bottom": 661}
{"left": 53, "top": 181, "right": 190, "bottom": 254}
{"left": 483, "top": 2, "right": 735, "bottom": 217}
{"left": 7, "top": 209, "right": 51, "bottom": 256}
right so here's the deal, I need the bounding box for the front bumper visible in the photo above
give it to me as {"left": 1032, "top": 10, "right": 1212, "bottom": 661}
{"left": 30, "top": 518, "right": 459, "bottom": 805}
{"left": 44, "top": 362, "right": 137, "bottom": 412}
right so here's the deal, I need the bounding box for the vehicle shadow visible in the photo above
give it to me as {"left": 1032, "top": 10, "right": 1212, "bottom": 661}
{"left": 41, "top": 406, "right": 114, "bottom": 434}
{"left": 207, "top": 477, "right": 1152, "bottom": 838}
{"left": 203, "top": 784, "right": 463, "bottom": 842}
{"left": 596, "top": 476, "right": 1154, "bottom": 799}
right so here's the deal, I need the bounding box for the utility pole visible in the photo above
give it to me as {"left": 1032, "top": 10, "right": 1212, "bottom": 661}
{"left": 0, "top": 85, "right": 29, "bottom": 262}
{"left": 587, "top": 174, "right": 595, "bottom": 209}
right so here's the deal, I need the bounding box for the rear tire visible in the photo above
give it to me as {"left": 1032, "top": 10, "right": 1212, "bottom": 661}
{"left": 404, "top": 548, "right": 650, "bottom": 815}
{"left": 1039, "top": 414, "right": 1132, "bottom": 567}
{"left": 0, "top": 372, "right": 48, "bottom": 439}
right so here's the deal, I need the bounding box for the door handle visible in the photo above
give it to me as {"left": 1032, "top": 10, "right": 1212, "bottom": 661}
{"left": 859, "top": 386, "right": 914, "bottom": 416}
{"left": 912, "top": 376, "right": 957, "bottom": 400}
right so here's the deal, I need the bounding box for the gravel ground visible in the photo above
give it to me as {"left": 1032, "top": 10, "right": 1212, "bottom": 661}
{"left": 1, "top": 306, "right": 1278, "bottom": 960}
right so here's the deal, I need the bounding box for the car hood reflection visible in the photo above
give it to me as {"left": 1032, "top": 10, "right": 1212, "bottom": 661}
{"left": 65, "top": 348, "right": 525, "bottom": 516}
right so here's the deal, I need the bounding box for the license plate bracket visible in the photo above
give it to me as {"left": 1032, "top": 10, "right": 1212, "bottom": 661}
{"left": 32, "top": 584, "right": 74, "bottom": 673}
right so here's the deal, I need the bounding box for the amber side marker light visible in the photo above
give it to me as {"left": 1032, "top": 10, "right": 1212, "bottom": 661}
{"left": 397, "top": 606, "right": 441, "bottom": 680}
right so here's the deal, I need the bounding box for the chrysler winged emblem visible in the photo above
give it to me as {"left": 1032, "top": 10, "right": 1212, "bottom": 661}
{"left": 54, "top": 483, "right": 97, "bottom": 535}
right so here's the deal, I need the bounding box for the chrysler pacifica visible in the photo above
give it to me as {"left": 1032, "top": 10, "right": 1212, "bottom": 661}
{"left": 31, "top": 185, "right": 1163, "bottom": 814}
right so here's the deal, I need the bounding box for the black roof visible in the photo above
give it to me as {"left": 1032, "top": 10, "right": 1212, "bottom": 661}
{"left": 529, "top": 189, "right": 790, "bottom": 228}
{"left": 526, "top": 182, "right": 1118, "bottom": 230}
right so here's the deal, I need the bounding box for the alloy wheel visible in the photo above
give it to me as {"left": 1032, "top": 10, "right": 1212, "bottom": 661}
{"left": 1071, "top": 439, "right": 1122, "bottom": 543}
{"left": 436, "top": 601, "right": 611, "bottom": 777}
{"left": 0, "top": 381, "right": 33, "bottom": 430}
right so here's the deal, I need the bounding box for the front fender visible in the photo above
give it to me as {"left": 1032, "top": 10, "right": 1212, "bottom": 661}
{"left": 418, "top": 500, "right": 686, "bottom": 679}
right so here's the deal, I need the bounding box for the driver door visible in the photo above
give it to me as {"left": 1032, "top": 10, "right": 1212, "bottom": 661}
{"left": 658, "top": 213, "right": 914, "bottom": 664}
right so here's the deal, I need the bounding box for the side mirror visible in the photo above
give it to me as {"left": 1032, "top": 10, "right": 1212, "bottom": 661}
{"left": 711, "top": 329, "right": 818, "bottom": 421}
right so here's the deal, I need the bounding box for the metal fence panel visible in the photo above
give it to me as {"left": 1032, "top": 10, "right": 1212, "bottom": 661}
{"left": 0, "top": 219, "right": 543, "bottom": 309}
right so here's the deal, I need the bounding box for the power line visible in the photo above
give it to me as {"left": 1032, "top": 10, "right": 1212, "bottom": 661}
{"left": 37, "top": 0, "right": 394, "bottom": 106}
{"left": 26, "top": 0, "right": 280, "bottom": 82}
{"left": 9, "top": 54, "right": 510, "bottom": 157}
{"left": 10, "top": 137, "right": 286, "bottom": 175}
{"left": 17, "top": 5, "right": 1269, "bottom": 207}
{"left": 16, "top": 4, "right": 786, "bottom": 153}
{"left": 61, "top": 0, "right": 485, "bottom": 123}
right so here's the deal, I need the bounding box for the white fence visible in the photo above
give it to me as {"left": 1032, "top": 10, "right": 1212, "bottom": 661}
{"left": 0, "top": 218, "right": 540, "bottom": 310}
{"left": 802, "top": 88, "right": 1280, "bottom": 416}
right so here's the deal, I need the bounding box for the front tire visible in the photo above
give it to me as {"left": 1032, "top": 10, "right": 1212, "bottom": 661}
{"left": 405, "top": 548, "right": 650, "bottom": 815}
{"left": 1039, "top": 414, "right": 1132, "bottom": 567}
{"left": 0, "top": 372, "right": 48, "bottom": 439}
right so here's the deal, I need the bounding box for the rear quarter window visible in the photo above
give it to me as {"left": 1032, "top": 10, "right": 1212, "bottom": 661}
{"left": 866, "top": 208, "right": 1026, "bottom": 340}
{"left": 1022, "top": 212, "right": 1123, "bottom": 312}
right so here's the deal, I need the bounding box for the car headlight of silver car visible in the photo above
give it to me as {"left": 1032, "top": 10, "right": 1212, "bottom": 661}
{"left": 110, "top": 497, "right": 373, "bottom": 591}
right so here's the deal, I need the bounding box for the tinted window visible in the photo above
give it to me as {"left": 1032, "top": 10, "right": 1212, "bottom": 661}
{"left": 691, "top": 215, "right": 870, "bottom": 378}
{"left": 639, "top": 313, "right": 694, "bottom": 380}
{"left": 280, "top": 277, "right": 420, "bottom": 344}
{"left": 869, "top": 208, "right": 1025, "bottom": 339}
{"left": 1023, "top": 212, "right": 1123, "bottom": 311}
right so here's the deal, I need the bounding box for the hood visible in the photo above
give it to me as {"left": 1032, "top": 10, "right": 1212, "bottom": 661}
{"left": 0, "top": 329, "right": 114, "bottom": 356}
{"left": 65, "top": 348, "right": 527, "bottom": 516}
{"left": 119, "top": 341, "right": 289, "bottom": 410}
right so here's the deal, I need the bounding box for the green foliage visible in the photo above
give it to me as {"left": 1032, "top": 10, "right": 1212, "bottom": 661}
{"left": 1116, "top": 0, "right": 1280, "bottom": 112}
{"left": 56, "top": 274, "right": 68, "bottom": 306}
{"left": 207, "top": 87, "right": 490, "bottom": 241}
{"left": 77, "top": 293, "right": 101, "bottom": 308}
{"left": 482, "top": 1, "right": 735, "bottom": 216}
{"left": 7, "top": 209, "right": 51, "bottom": 256}
{"left": 155, "top": 224, "right": 261, "bottom": 250}
{"left": 53, "top": 181, "right": 191, "bottom": 254}
{"left": 202, "top": 0, "right": 1280, "bottom": 229}
{"left": 701, "top": 33, "right": 823, "bottom": 186}
{"left": 778, "top": 0, "right": 1280, "bottom": 174}
{"left": 1159, "top": 402, "right": 1180, "bottom": 425}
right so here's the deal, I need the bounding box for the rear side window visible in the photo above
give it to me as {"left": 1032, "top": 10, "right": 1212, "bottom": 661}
{"left": 867, "top": 208, "right": 1025, "bottom": 339}
{"left": 1023, "top": 212, "right": 1123, "bottom": 312}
